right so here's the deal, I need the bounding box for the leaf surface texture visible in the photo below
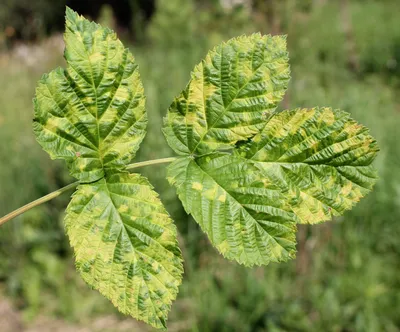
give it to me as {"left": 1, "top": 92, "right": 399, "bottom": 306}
{"left": 33, "top": 8, "right": 147, "bottom": 182}
{"left": 242, "top": 107, "right": 379, "bottom": 224}
{"left": 166, "top": 106, "right": 378, "bottom": 265}
{"left": 163, "top": 34, "right": 290, "bottom": 155}
{"left": 65, "top": 173, "right": 183, "bottom": 330}
{"left": 168, "top": 155, "right": 297, "bottom": 266}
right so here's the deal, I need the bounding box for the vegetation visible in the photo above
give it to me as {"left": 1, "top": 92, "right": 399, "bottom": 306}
{"left": 0, "top": 1, "right": 399, "bottom": 331}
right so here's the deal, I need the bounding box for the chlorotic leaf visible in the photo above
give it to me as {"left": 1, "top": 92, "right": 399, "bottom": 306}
{"left": 163, "top": 33, "right": 290, "bottom": 156}
{"left": 167, "top": 108, "right": 379, "bottom": 266}
{"left": 167, "top": 154, "right": 297, "bottom": 266}
{"left": 240, "top": 107, "right": 379, "bottom": 224}
{"left": 65, "top": 172, "right": 183, "bottom": 330}
{"left": 33, "top": 7, "right": 147, "bottom": 182}
{"left": 163, "top": 33, "right": 379, "bottom": 266}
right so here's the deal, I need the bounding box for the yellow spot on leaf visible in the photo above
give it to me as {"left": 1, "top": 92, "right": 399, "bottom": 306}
{"left": 82, "top": 186, "right": 94, "bottom": 196}
{"left": 252, "top": 133, "right": 262, "bottom": 143}
{"left": 116, "top": 88, "right": 130, "bottom": 101}
{"left": 118, "top": 204, "right": 129, "bottom": 213}
{"left": 341, "top": 182, "right": 353, "bottom": 196}
{"left": 203, "top": 81, "right": 218, "bottom": 98}
{"left": 89, "top": 52, "right": 103, "bottom": 63}
{"left": 45, "top": 117, "right": 61, "bottom": 131}
{"left": 217, "top": 240, "right": 230, "bottom": 254}
{"left": 321, "top": 108, "right": 335, "bottom": 125}
{"left": 186, "top": 111, "right": 197, "bottom": 124}
{"left": 75, "top": 32, "right": 83, "bottom": 42}
{"left": 203, "top": 188, "right": 217, "bottom": 200}
{"left": 192, "top": 182, "right": 203, "bottom": 191}
{"left": 218, "top": 194, "right": 226, "bottom": 202}
{"left": 262, "top": 178, "right": 270, "bottom": 187}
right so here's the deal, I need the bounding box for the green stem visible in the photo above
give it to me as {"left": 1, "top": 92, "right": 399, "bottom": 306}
{"left": 0, "top": 181, "right": 79, "bottom": 226}
{"left": 126, "top": 157, "right": 177, "bottom": 170}
{"left": 0, "top": 157, "right": 177, "bottom": 226}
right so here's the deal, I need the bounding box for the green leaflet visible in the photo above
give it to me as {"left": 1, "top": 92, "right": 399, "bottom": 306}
{"left": 163, "top": 33, "right": 290, "bottom": 156}
{"left": 164, "top": 33, "right": 378, "bottom": 266}
{"left": 33, "top": 7, "right": 147, "bottom": 182}
{"left": 65, "top": 173, "right": 183, "bottom": 330}
{"left": 167, "top": 108, "right": 378, "bottom": 265}
{"left": 240, "top": 107, "right": 379, "bottom": 224}
{"left": 167, "top": 155, "right": 297, "bottom": 267}
{"left": 32, "top": 8, "right": 183, "bottom": 329}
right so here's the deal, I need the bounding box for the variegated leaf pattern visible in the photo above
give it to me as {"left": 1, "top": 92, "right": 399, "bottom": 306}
{"left": 32, "top": 8, "right": 183, "bottom": 330}
{"left": 65, "top": 173, "right": 183, "bottom": 330}
{"left": 164, "top": 33, "right": 379, "bottom": 266}
{"left": 167, "top": 155, "right": 297, "bottom": 267}
{"left": 33, "top": 7, "right": 146, "bottom": 182}
{"left": 167, "top": 107, "right": 378, "bottom": 265}
{"left": 27, "top": 7, "right": 380, "bottom": 327}
{"left": 240, "top": 107, "right": 379, "bottom": 224}
{"left": 163, "top": 33, "right": 290, "bottom": 156}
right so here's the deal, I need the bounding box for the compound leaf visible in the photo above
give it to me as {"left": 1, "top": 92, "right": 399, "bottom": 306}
{"left": 167, "top": 154, "right": 297, "bottom": 267}
{"left": 33, "top": 7, "right": 147, "bottom": 182}
{"left": 163, "top": 33, "right": 290, "bottom": 156}
{"left": 65, "top": 172, "right": 183, "bottom": 330}
{"left": 167, "top": 107, "right": 378, "bottom": 266}
{"left": 240, "top": 107, "right": 379, "bottom": 224}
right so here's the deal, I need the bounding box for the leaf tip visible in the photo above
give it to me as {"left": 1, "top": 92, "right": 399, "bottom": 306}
{"left": 65, "top": 6, "right": 78, "bottom": 24}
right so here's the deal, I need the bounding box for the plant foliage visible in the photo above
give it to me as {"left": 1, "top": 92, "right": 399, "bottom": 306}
{"left": 15, "top": 7, "right": 379, "bottom": 330}
{"left": 163, "top": 36, "right": 378, "bottom": 267}
{"left": 33, "top": 8, "right": 182, "bottom": 329}
{"left": 65, "top": 173, "right": 182, "bottom": 329}
{"left": 33, "top": 8, "right": 147, "bottom": 182}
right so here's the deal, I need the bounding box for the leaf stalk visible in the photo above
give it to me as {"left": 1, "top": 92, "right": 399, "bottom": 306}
{"left": 0, "top": 157, "right": 177, "bottom": 226}
{"left": 0, "top": 181, "right": 79, "bottom": 226}
{"left": 126, "top": 157, "right": 177, "bottom": 170}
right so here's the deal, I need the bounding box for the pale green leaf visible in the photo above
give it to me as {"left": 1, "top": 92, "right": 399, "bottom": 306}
{"left": 167, "top": 155, "right": 297, "bottom": 267}
{"left": 33, "top": 8, "right": 147, "bottom": 182}
{"left": 65, "top": 172, "right": 183, "bottom": 330}
{"left": 240, "top": 107, "right": 379, "bottom": 224}
{"left": 163, "top": 33, "right": 290, "bottom": 156}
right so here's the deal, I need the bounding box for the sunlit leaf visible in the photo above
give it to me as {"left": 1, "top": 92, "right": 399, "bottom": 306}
{"left": 167, "top": 154, "right": 297, "bottom": 267}
{"left": 25, "top": 6, "right": 380, "bottom": 327}
{"left": 163, "top": 33, "right": 290, "bottom": 155}
{"left": 65, "top": 172, "right": 183, "bottom": 330}
{"left": 167, "top": 107, "right": 378, "bottom": 265}
{"left": 240, "top": 107, "right": 379, "bottom": 224}
{"left": 33, "top": 7, "right": 147, "bottom": 182}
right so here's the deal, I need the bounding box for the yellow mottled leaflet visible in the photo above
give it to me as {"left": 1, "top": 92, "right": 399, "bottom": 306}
{"left": 166, "top": 65, "right": 379, "bottom": 266}
{"left": 32, "top": 8, "right": 183, "bottom": 330}
{"left": 65, "top": 173, "right": 183, "bottom": 329}
{"left": 243, "top": 107, "right": 378, "bottom": 225}
{"left": 33, "top": 8, "right": 147, "bottom": 183}
{"left": 163, "top": 33, "right": 290, "bottom": 156}
{"left": 29, "top": 6, "right": 380, "bottom": 328}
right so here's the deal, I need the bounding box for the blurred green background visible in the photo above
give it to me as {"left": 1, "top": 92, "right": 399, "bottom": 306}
{"left": 0, "top": 0, "right": 399, "bottom": 331}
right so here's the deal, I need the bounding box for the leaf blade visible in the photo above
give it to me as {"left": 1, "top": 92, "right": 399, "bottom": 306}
{"left": 33, "top": 8, "right": 147, "bottom": 182}
{"left": 65, "top": 172, "right": 183, "bottom": 330}
{"left": 167, "top": 155, "right": 297, "bottom": 267}
{"left": 241, "top": 107, "right": 379, "bottom": 224}
{"left": 168, "top": 108, "right": 379, "bottom": 265}
{"left": 163, "top": 33, "right": 290, "bottom": 156}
